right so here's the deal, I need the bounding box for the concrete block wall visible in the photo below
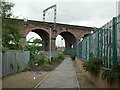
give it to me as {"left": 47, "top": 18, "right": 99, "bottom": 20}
{"left": 75, "top": 58, "right": 120, "bottom": 88}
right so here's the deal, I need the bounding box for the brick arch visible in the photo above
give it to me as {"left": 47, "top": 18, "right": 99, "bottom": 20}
{"left": 32, "top": 29, "right": 50, "bottom": 51}
{"left": 22, "top": 27, "right": 50, "bottom": 51}
{"left": 21, "top": 27, "right": 50, "bottom": 38}
{"left": 57, "top": 31, "right": 77, "bottom": 49}
{"left": 18, "top": 19, "right": 94, "bottom": 51}
{"left": 56, "top": 30, "right": 77, "bottom": 40}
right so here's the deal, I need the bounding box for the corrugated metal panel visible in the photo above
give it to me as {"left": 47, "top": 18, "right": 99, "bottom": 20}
{"left": 48, "top": 51, "right": 59, "bottom": 58}
{"left": 0, "top": 52, "right": 2, "bottom": 78}
{"left": 2, "top": 50, "right": 30, "bottom": 76}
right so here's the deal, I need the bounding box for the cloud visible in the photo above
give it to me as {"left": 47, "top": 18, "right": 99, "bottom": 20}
{"left": 10, "top": 1, "right": 116, "bottom": 27}
{"left": 8, "top": 0, "right": 119, "bottom": 25}
{"left": 56, "top": 2, "right": 115, "bottom": 21}
{"left": 68, "top": 17, "right": 113, "bottom": 28}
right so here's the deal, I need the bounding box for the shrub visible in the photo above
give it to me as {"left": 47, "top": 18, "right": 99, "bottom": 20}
{"left": 37, "top": 52, "right": 48, "bottom": 65}
{"left": 58, "top": 53, "right": 64, "bottom": 60}
{"left": 101, "top": 63, "right": 120, "bottom": 84}
{"left": 83, "top": 56, "right": 102, "bottom": 74}
{"left": 49, "top": 53, "right": 64, "bottom": 65}
{"left": 70, "top": 51, "right": 76, "bottom": 60}
{"left": 51, "top": 57, "right": 59, "bottom": 63}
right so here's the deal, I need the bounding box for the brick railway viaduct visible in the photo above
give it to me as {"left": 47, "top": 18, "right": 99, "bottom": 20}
{"left": 18, "top": 19, "right": 94, "bottom": 51}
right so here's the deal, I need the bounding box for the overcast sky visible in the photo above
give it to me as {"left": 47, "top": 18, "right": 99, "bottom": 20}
{"left": 7, "top": 0, "right": 119, "bottom": 47}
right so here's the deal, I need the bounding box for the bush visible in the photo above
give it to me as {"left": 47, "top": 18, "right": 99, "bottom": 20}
{"left": 70, "top": 52, "right": 76, "bottom": 60}
{"left": 36, "top": 52, "right": 48, "bottom": 65}
{"left": 101, "top": 63, "right": 120, "bottom": 84}
{"left": 58, "top": 53, "right": 64, "bottom": 60}
{"left": 49, "top": 53, "right": 64, "bottom": 65}
{"left": 83, "top": 56, "right": 102, "bottom": 74}
{"left": 51, "top": 57, "right": 59, "bottom": 63}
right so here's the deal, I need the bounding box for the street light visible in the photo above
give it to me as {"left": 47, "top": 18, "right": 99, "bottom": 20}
{"left": 61, "top": 38, "right": 63, "bottom": 51}
{"left": 49, "top": 25, "right": 52, "bottom": 62}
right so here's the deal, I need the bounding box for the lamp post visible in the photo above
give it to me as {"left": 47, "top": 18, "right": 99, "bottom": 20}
{"left": 0, "top": 15, "right": 1, "bottom": 89}
{"left": 61, "top": 38, "right": 63, "bottom": 51}
{"left": 49, "top": 25, "right": 52, "bottom": 62}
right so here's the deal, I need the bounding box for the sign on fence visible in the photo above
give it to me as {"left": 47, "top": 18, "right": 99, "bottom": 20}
{"left": 2, "top": 50, "right": 30, "bottom": 77}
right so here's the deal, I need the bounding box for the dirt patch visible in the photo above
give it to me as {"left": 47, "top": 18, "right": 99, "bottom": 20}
{"left": 73, "top": 60, "right": 96, "bottom": 88}
{"left": 2, "top": 71, "right": 48, "bottom": 88}
{"left": 28, "top": 65, "right": 55, "bottom": 71}
{"left": 2, "top": 59, "right": 64, "bottom": 88}
{"left": 28, "top": 59, "right": 64, "bottom": 72}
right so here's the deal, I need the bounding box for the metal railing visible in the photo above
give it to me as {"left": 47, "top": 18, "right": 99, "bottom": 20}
{"left": 76, "top": 17, "right": 120, "bottom": 68}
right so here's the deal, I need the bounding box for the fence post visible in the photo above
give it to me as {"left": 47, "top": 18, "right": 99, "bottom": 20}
{"left": 86, "top": 38, "right": 87, "bottom": 60}
{"left": 112, "top": 17, "right": 118, "bottom": 65}
{"left": 98, "top": 30, "right": 99, "bottom": 58}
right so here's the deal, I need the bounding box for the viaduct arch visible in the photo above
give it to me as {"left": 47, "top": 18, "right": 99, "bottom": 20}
{"left": 18, "top": 19, "right": 94, "bottom": 51}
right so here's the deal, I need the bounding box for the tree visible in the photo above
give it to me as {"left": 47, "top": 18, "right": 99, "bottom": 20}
{"left": 1, "top": 0, "right": 21, "bottom": 50}
{"left": 33, "top": 39, "right": 42, "bottom": 44}
{"left": 1, "top": 0, "right": 14, "bottom": 18}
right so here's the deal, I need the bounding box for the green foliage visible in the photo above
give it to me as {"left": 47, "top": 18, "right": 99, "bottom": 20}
{"left": 58, "top": 53, "right": 64, "bottom": 60}
{"left": 25, "top": 43, "right": 41, "bottom": 66}
{"left": 51, "top": 57, "right": 59, "bottom": 63}
{"left": 50, "top": 53, "right": 64, "bottom": 64}
{"left": 2, "top": 18, "right": 21, "bottom": 50}
{"left": 1, "top": 0, "right": 14, "bottom": 18}
{"left": 0, "top": 46, "right": 8, "bottom": 53}
{"left": 19, "top": 38, "right": 44, "bottom": 67}
{"left": 101, "top": 63, "right": 120, "bottom": 84}
{"left": 70, "top": 51, "right": 76, "bottom": 60}
{"left": 36, "top": 52, "right": 48, "bottom": 65}
{"left": 21, "top": 67, "right": 29, "bottom": 72}
{"left": 2, "top": 1, "right": 22, "bottom": 50}
{"left": 83, "top": 55, "right": 103, "bottom": 74}
{"left": 17, "top": 38, "right": 28, "bottom": 50}
{"left": 32, "top": 38, "right": 42, "bottom": 44}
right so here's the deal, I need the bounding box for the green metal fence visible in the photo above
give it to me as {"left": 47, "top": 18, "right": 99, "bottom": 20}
{"left": 76, "top": 17, "right": 118, "bottom": 68}
{"left": 64, "top": 48, "right": 76, "bottom": 55}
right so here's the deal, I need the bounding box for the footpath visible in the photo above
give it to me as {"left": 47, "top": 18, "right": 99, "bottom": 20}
{"left": 35, "top": 57, "right": 79, "bottom": 88}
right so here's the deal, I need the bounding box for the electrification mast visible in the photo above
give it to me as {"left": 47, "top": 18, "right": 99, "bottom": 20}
{"left": 43, "top": 5, "right": 57, "bottom": 62}
{"left": 43, "top": 4, "right": 57, "bottom": 30}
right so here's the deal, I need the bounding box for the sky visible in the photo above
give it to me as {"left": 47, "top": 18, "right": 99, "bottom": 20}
{"left": 7, "top": 0, "right": 119, "bottom": 47}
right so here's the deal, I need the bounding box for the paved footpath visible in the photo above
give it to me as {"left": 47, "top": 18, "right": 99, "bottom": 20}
{"left": 36, "top": 57, "right": 79, "bottom": 88}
